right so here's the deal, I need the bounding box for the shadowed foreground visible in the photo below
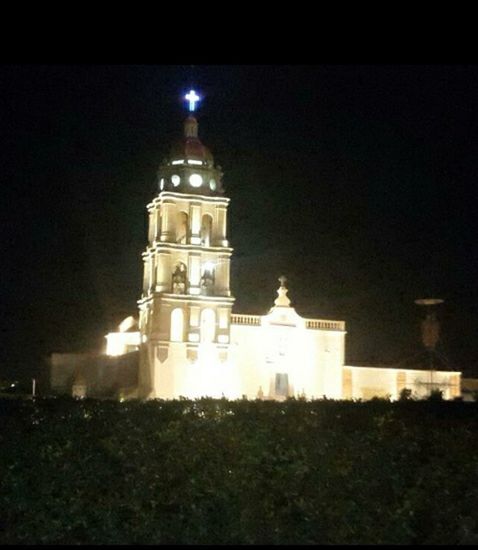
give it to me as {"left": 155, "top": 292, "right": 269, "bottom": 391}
{"left": 1, "top": 397, "right": 477, "bottom": 544}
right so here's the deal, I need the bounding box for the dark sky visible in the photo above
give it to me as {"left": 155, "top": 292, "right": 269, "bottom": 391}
{"left": 1, "top": 65, "right": 478, "bottom": 381}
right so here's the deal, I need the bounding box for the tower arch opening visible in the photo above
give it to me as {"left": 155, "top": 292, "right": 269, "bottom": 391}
{"left": 200, "top": 262, "right": 215, "bottom": 296}
{"left": 170, "top": 308, "right": 184, "bottom": 342}
{"left": 176, "top": 211, "right": 189, "bottom": 244}
{"left": 172, "top": 262, "right": 188, "bottom": 294}
{"left": 201, "top": 213, "right": 213, "bottom": 247}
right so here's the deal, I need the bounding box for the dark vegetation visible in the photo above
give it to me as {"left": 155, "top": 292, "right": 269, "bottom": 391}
{"left": 1, "top": 396, "right": 478, "bottom": 544}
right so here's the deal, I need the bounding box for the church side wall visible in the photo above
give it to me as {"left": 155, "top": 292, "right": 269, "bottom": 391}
{"left": 230, "top": 324, "right": 266, "bottom": 398}
{"left": 309, "top": 330, "right": 344, "bottom": 399}
{"left": 345, "top": 366, "right": 461, "bottom": 400}
{"left": 346, "top": 367, "right": 399, "bottom": 400}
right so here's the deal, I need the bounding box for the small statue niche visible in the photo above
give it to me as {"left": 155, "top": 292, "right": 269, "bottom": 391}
{"left": 172, "top": 263, "right": 188, "bottom": 294}
{"left": 200, "top": 269, "right": 214, "bottom": 296}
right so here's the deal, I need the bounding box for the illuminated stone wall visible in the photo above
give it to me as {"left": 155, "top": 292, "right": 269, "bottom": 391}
{"left": 229, "top": 319, "right": 345, "bottom": 400}
{"left": 142, "top": 300, "right": 346, "bottom": 401}
{"left": 345, "top": 365, "right": 461, "bottom": 400}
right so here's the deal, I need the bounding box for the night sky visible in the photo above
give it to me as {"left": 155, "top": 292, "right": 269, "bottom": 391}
{"left": 1, "top": 65, "right": 478, "bottom": 381}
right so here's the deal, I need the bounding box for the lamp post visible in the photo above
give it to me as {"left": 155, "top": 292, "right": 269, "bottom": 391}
{"left": 414, "top": 298, "right": 444, "bottom": 393}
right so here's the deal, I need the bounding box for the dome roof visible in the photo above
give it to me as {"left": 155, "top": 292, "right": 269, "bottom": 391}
{"left": 169, "top": 116, "right": 214, "bottom": 163}
{"left": 170, "top": 138, "right": 214, "bottom": 162}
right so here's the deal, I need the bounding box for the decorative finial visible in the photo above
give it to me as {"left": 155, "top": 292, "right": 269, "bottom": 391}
{"left": 185, "top": 89, "right": 200, "bottom": 112}
{"left": 415, "top": 298, "right": 444, "bottom": 351}
{"left": 274, "top": 275, "right": 291, "bottom": 307}
{"left": 184, "top": 116, "right": 198, "bottom": 138}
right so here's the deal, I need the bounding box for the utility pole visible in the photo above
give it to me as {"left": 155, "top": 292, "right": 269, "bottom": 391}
{"left": 415, "top": 298, "right": 444, "bottom": 394}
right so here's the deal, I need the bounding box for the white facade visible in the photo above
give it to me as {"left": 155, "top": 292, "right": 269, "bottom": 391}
{"left": 130, "top": 114, "right": 350, "bottom": 400}
{"left": 99, "top": 110, "right": 461, "bottom": 401}
{"left": 342, "top": 365, "right": 460, "bottom": 401}
{"left": 136, "top": 282, "right": 346, "bottom": 400}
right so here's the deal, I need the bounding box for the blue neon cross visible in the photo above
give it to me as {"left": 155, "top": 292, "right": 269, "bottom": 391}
{"left": 185, "top": 89, "right": 200, "bottom": 112}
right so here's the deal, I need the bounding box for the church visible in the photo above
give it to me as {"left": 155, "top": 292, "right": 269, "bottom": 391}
{"left": 50, "top": 91, "right": 461, "bottom": 401}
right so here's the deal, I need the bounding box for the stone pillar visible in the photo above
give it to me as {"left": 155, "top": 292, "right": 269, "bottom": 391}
{"left": 189, "top": 253, "right": 201, "bottom": 294}
{"left": 213, "top": 256, "right": 229, "bottom": 296}
{"left": 143, "top": 256, "right": 149, "bottom": 293}
{"left": 190, "top": 305, "right": 200, "bottom": 328}
{"left": 147, "top": 211, "right": 154, "bottom": 244}
{"left": 218, "top": 307, "right": 229, "bottom": 329}
{"left": 190, "top": 202, "right": 201, "bottom": 245}
{"left": 155, "top": 250, "right": 171, "bottom": 292}
{"left": 155, "top": 208, "right": 161, "bottom": 241}
{"left": 342, "top": 368, "right": 352, "bottom": 399}
{"left": 152, "top": 256, "right": 158, "bottom": 291}
{"left": 222, "top": 257, "right": 231, "bottom": 296}
{"left": 217, "top": 206, "right": 228, "bottom": 246}
{"left": 217, "top": 307, "right": 230, "bottom": 344}
{"left": 160, "top": 202, "right": 174, "bottom": 242}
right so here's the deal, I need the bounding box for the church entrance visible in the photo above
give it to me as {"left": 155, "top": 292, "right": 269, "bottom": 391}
{"left": 275, "top": 372, "right": 289, "bottom": 398}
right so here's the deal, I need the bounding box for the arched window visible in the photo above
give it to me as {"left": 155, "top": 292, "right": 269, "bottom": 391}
{"left": 200, "top": 262, "right": 215, "bottom": 296}
{"left": 201, "top": 214, "right": 213, "bottom": 247}
{"left": 172, "top": 262, "right": 188, "bottom": 294}
{"left": 171, "top": 308, "right": 184, "bottom": 342}
{"left": 200, "top": 308, "right": 216, "bottom": 343}
{"left": 176, "top": 211, "right": 189, "bottom": 244}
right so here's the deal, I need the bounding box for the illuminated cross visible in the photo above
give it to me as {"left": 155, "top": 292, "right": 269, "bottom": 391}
{"left": 185, "top": 89, "right": 200, "bottom": 112}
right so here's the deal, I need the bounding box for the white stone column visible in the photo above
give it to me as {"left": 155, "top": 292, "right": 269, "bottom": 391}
{"left": 190, "top": 305, "right": 200, "bottom": 328}
{"left": 148, "top": 211, "right": 155, "bottom": 244}
{"left": 143, "top": 256, "right": 150, "bottom": 293}
{"left": 222, "top": 257, "right": 231, "bottom": 296}
{"left": 217, "top": 206, "right": 228, "bottom": 246}
{"left": 160, "top": 202, "right": 174, "bottom": 242}
{"left": 155, "top": 209, "right": 161, "bottom": 241}
{"left": 156, "top": 250, "right": 171, "bottom": 292}
{"left": 149, "top": 255, "right": 156, "bottom": 291}
{"left": 190, "top": 202, "right": 201, "bottom": 245}
{"left": 214, "top": 256, "right": 226, "bottom": 295}
{"left": 189, "top": 253, "right": 201, "bottom": 295}
{"left": 218, "top": 307, "right": 229, "bottom": 329}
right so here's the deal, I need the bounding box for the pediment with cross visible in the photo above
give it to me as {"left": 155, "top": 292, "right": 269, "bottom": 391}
{"left": 266, "top": 276, "right": 306, "bottom": 328}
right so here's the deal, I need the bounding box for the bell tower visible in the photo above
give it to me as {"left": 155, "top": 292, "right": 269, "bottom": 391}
{"left": 137, "top": 90, "right": 235, "bottom": 398}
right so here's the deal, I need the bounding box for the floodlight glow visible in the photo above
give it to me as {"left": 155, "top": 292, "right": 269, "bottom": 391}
{"left": 189, "top": 173, "right": 203, "bottom": 187}
{"left": 185, "top": 89, "right": 200, "bottom": 112}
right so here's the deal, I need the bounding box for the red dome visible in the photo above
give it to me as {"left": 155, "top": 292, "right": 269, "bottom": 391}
{"left": 170, "top": 137, "right": 213, "bottom": 162}
{"left": 169, "top": 116, "right": 214, "bottom": 163}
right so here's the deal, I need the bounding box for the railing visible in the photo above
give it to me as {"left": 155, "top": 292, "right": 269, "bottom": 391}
{"left": 231, "top": 314, "right": 261, "bottom": 326}
{"left": 231, "top": 315, "right": 344, "bottom": 330}
{"left": 305, "top": 319, "right": 345, "bottom": 331}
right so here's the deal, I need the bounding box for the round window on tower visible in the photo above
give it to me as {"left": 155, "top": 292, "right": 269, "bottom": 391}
{"left": 159, "top": 178, "right": 165, "bottom": 190}
{"left": 209, "top": 179, "right": 217, "bottom": 191}
{"left": 171, "top": 175, "right": 180, "bottom": 187}
{"left": 189, "top": 174, "right": 203, "bottom": 187}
